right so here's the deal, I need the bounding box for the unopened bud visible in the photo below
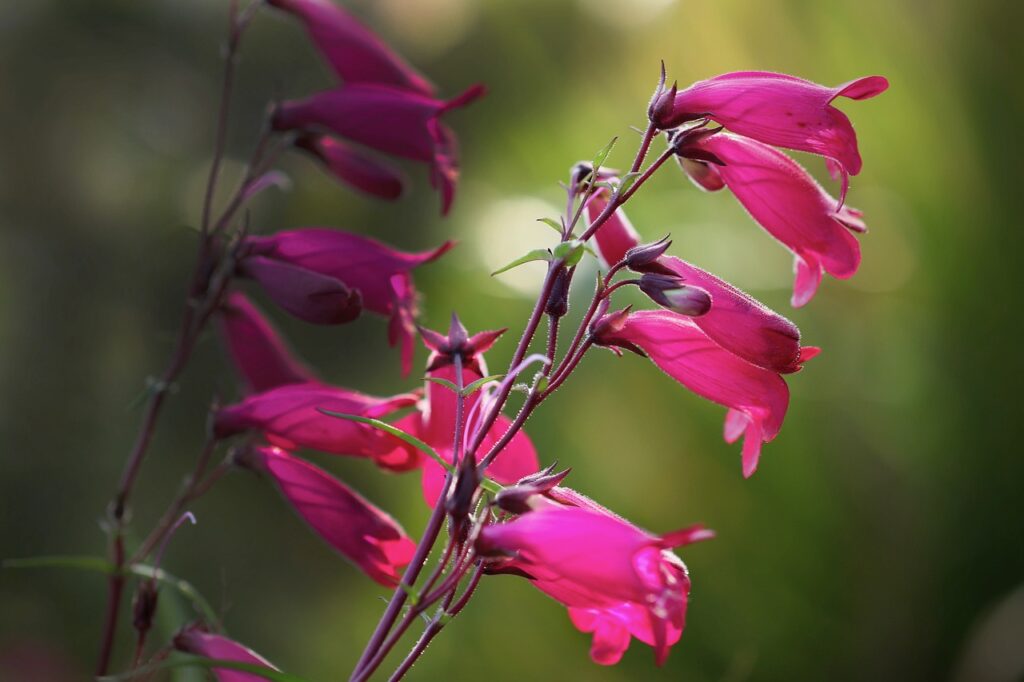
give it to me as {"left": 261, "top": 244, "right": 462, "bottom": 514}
{"left": 495, "top": 464, "right": 571, "bottom": 514}
{"left": 132, "top": 581, "right": 159, "bottom": 635}
{"left": 648, "top": 82, "right": 678, "bottom": 129}
{"left": 624, "top": 236, "right": 674, "bottom": 274}
{"left": 445, "top": 454, "right": 480, "bottom": 538}
{"left": 545, "top": 267, "right": 571, "bottom": 318}
{"left": 639, "top": 274, "right": 712, "bottom": 316}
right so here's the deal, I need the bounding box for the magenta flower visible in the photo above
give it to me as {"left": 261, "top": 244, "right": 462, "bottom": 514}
{"left": 214, "top": 383, "right": 418, "bottom": 470}
{"left": 585, "top": 189, "right": 643, "bottom": 268}
{"left": 236, "top": 254, "right": 361, "bottom": 325}
{"left": 678, "top": 132, "right": 867, "bottom": 306}
{"left": 479, "top": 487, "right": 712, "bottom": 665}
{"left": 173, "top": 625, "right": 277, "bottom": 682}
{"left": 584, "top": 186, "right": 808, "bottom": 373}
{"left": 273, "top": 84, "right": 485, "bottom": 214}
{"left": 218, "top": 291, "right": 318, "bottom": 392}
{"left": 266, "top": 0, "right": 435, "bottom": 96}
{"left": 659, "top": 72, "right": 888, "bottom": 180}
{"left": 241, "top": 229, "right": 454, "bottom": 374}
{"left": 239, "top": 445, "right": 415, "bottom": 585}
{"left": 294, "top": 133, "right": 405, "bottom": 200}
{"left": 377, "top": 317, "right": 540, "bottom": 503}
{"left": 593, "top": 309, "right": 798, "bottom": 477}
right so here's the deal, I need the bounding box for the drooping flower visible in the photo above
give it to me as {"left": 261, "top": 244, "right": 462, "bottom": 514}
{"left": 218, "top": 291, "right": 318, "bottom": 393}
{"left": 173, "top": 625, "right": 278, "bottom": 682}
{"left": 593, "top": 309, "right": 805, "bottom": 477}
{"left": 294, "top": 133, "right": 406, "bottom": 200}
{"left": 240, "top": 229, "right": 454, "bottom": 374}
{"left": 214, "top": 383, "right": 418, "bottom": 470}
{"left": 583, "top": 180, "right": 808, "bottom": 373}
{"left": 273, "top": 84, "right": 485, "bottom": 214}
{"left": 266, "top": 0, "right": 435, "bottom": 96}
{"left": 377, "top": 315, "right": 540, "bottom": 503}
{"left": 479, "top": 486, "right": 712, "bottom": 666}
{"left": 677, "top": 131, "right": 867, "bottom": 307}
{"left": 656, "top": 72, "right": 888, "bottom": 181}
{"left": 237, "top": 445, "right": 415, "bottom": 585}
{"left": 235, "top": 254, "right": 362, "bottom": 325}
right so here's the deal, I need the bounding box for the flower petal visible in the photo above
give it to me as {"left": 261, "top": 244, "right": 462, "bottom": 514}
{"left": 173, "top": 627, "right": 277, "bottom": 682}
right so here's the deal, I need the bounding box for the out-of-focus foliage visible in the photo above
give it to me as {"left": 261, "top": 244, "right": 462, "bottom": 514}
{"left": 1, "top": 0, "right": 1021, "bottom": 680}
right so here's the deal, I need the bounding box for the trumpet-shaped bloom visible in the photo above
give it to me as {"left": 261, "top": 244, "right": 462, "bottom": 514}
{"left": 594, "top": 309, "right": 795, "bottom": 477}
{"left": 218, "top": 292, "right": 318, "bottom": 392}
{"left": 241, "top": 445, "right": 415, "bottom": 585}
{"left": 661, "top": 72, "right": 888, "bottom": 179}
{"left": 583, "top": 189, "right": 807, "bottom": 373}
{"left": 479, "top": 488, "right": 712, "bottom": 666}
{"left": 585, "top": 190, "right": 642, "bottom": 268}
{"left": 241, "top": 229, "right": 453, "bottom": 374}
{"left": 214, "top": 384, "right": 417, "bottom": 469}
{"left": 173, "top": 626, "right": 278, "bottom": 682}
{"left": 657, "top": 257, "right": 806, "bottom": 373}
{"left": 294, "top": 133, "right": 405, "bottom": 200}
{"left": 377, "top": 318, "right": 540, "bottom": 503}
{"left": 273, "top": 83, "right": 484, "bottom": 214}
{"left": 267, "top": 0, "right": 435, "bottom": 95}
{"left": 680, "top": 132, "right": 867, "bottom": 307}
{"left": 236, "top": 255, "right": 362, "bottom": 325}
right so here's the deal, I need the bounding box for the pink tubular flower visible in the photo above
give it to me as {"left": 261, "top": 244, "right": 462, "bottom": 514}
{"left": 173, "top": 625, "right": 278, "bottom": 682}
{"left": 240, "top": 445, "right": 415, "bottom": 585}
{"left": 236, "top": 255, "right": 362, "bottom": 325}
{"left": 294, "top": 133, "right": 405, "bottom": 200}
{"left": 218, "top": 291, "right": 318, "bottom": 392}
{"left": 273, "top": 84, "right": 485, "bottom": 214}
{"left": 583, "top": 186, "right": 807, "bottom": 373}
{"left": 594, "top": 309, "right": 800, "bottom": 477}
{"left": 678, "top": 132, "right": 867, "bottom": 307}
{"left": 479, "top": 487, "right": 712, "bottom": 666}
{"left": 376, "top": 316, "right": 540, "bottom": 503}
{"left": 241, "top": 229, "right": 454, "bottom": 375}
{"left": 660, "top": 72, "right": 888, "bottom": 180}
{"left": 214, "top": 384, "right": 418, "bottom": 470}
{"left": 585, "top": 189, "right": 642, "bottom": 268}
{"left": 266, "top": 0, "right": 435, "bottom": 96}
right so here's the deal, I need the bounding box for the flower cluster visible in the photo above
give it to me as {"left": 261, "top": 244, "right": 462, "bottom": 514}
{"left": 83, "top": 1, "right": 886, "bottom": 678}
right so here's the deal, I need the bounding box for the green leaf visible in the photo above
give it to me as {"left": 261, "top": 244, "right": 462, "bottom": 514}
{"left": 319, "top": 411, "right": 453, "bottom": 473}
{"left": 480, "top": 478, "right": 504, "bottom": 494}
{"left": 425, "top": 376, "right": 459, "bottom": 394}
{"left": 398, "top": 582, "right": 421, "bottom": 605}
{"left": 2, "top": 555, "right": 219, "bottom": 627}
{"left": 592, "top": 137, "right": 618, "bottom": 175}
{"left": 461, "top": 374, "right": 505, "bottom": 396}
{"left": 537, "top": 217, "right": 564, "bottom": 235}
{"left": 616, "top": 171, "right": 641, "bottom": 197}
{"left": 533, "top": 374, "right": 550, "bottom": 395}
{"left": 97, "top": 654, "right": 311, "bottom": 682}
{"left": 490, "top": 248, "right": 552, "bottom": 276}
{"left": 553, "top": 240, "right": 585, "bottom": 267}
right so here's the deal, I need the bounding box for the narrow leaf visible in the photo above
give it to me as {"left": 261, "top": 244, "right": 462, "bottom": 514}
{"left": 592, "top": 137, "right": 618, "bottom": 175}
{"left": 490, "top": 249, "right": 552, "bottom": 276}
{"left": 318, "top": 411, "right": 453, "bottom": 473}
{"left": 553, "top": 240, "right": 585, "bottom": 267}
{"left": 460, "top": 374, "right": 505, "bottom": 396}
{"left": 425, "top": 376, "right": 459, "bottom": 394}
{"left": 536, "top": 217, "right": 563, "bottom": 235}
{"left": 617, "top": 171, "right": 641, "bottom": 197}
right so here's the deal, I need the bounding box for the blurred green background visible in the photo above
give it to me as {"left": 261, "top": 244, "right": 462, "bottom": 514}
{"left": 1, "top": 0, "right": 1022, "bottom": 680}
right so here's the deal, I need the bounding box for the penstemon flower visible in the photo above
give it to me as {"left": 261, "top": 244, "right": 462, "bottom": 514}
{"left": 173, "top": 625, "right": 278, "bottom": 682}
{"left": 480, "top": 484, "right": 713, "bottom": 665}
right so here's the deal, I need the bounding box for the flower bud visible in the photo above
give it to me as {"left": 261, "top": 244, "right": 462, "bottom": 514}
{"left": 494, "top": 464, "right": 571, "bottom": 515}
{"left": 446, "top": 454, "right": 480, "bottom": 539}
{"left": 639, "top": 274, "right": 712, "bottom": 316}
{"left": 545, "top": 267, "right": 571, "bottom": 318}
{"left": 131, "top": 581, "right": 159, "bottom": 635}
{"left": 624, "top": 237, "right": 674, "bottom": 274}
{"left": 648, "top": 82, "right": 678, "bottom": 129}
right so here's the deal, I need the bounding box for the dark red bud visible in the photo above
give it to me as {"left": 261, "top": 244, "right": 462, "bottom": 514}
{"left": 544, "top": 267, "right": 571, "bottom": 318}
{"left": 624, "top": 237, "right": 675, "bottom": 274}
{"left": 131, "top": 581, "right": 159, "bottom": 634}
{"left": 495, "top": 464, "right": 572, "bottom": 514}
{"left": 648, "top": 81, "right": 679, "bottom": 129}
{"left": 639, "top": 274, "right": 713, "bottom": 316}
